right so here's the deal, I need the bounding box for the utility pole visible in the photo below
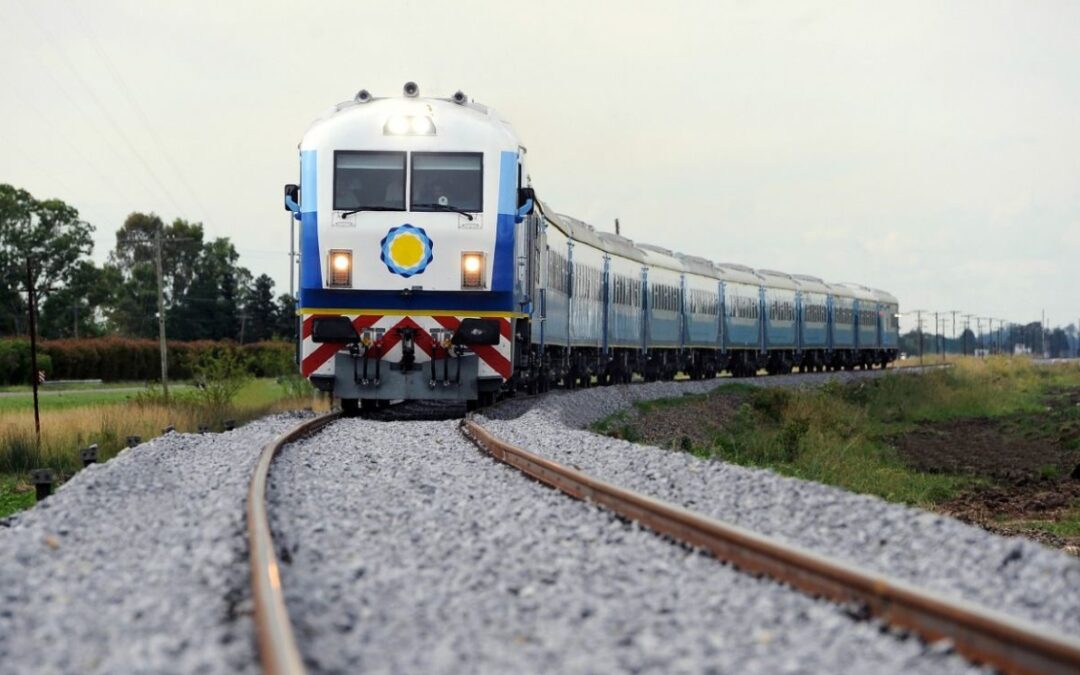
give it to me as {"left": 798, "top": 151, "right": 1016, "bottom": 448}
{"left": 615, "top": 218, "right": 621, "bottom": 236}
{"left": 26, "top": 257, "right": 41, "bottom": 448}
{"left": 962, "top": 314, "right": 974, "bottom": 355}
{"left": 949, "top": 310, "right": 958, "bottom": 356}
{"left": 155, "top": 225, "right": 169, "bottom": 400}
{"left": 916, "top": 310, "right": 924, "bottom": 367}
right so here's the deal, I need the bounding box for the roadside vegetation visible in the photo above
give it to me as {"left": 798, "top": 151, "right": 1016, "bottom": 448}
{"left": 593, "top": 357, "right": 1080, "bottom": 552}
{"left": 0, "top": 350, "right": 326, "bottom": 519}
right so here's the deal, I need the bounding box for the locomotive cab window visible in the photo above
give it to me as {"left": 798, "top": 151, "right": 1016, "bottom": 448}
{"left": 334, "top": 151, "right": 406, "bottom": 211}
{"left": 411, "top": 152, "right": 482, "bottom": 212}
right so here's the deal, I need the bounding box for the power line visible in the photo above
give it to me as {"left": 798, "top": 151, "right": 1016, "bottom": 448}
{"left": 0, "top": 19, "right": 140, "bottom": 203}
{"left": 59, "top": 0, "right": 217, "bottom": 232}
{"left": 15, "top": 0, "right": 189, "bottom": 218}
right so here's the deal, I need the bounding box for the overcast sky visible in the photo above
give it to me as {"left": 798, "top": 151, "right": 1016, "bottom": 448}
{"left": 2, "top": 1, "right": 1077, "bottom": 334}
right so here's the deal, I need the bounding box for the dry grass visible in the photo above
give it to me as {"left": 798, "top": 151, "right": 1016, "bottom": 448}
{"left": 0, "top": 390, "right": 330, "bottom": 476}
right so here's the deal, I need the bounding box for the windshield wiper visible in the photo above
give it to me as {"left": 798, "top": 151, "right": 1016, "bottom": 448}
{"left": 340, "top": 206, "right": 399, "bottom": 218}
{"left": 412, "top": 202, "right": 474, "bottom": 221}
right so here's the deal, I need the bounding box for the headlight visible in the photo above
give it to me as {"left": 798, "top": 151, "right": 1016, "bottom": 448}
{"left": 329, "top": 250, "right": 352, "bottom": 287}
{"left": 461, "top": 252, "right": 485, "bottom": 289}
{"left": 384, "top": 115, "right": 436, "bottom": 136}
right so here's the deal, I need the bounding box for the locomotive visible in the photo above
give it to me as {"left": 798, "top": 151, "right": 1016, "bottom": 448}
{"left": 284, "top": 83, "right": 899, "bottom": 413}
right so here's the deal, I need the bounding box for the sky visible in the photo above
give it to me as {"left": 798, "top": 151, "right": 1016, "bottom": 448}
{"left": 1, "top": 0, "right": 1078, "bottom": 335}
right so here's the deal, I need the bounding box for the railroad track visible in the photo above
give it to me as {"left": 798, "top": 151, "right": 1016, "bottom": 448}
{"left": 247, "top": 405, "right": 1080, "bottom": 675}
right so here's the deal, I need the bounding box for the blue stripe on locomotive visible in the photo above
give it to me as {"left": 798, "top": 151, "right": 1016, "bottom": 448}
{"left": 493, "top": 151, "right": 518, "bottom": 292}
{"left": 299, "top": 150, "right": 321, "bottom": 299}
{"left": 724, "top": 317, "right": 759, "bottom": 348}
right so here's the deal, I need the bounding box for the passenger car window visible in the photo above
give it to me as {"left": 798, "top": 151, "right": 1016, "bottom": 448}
{"left": 411, "top": 152, "right": 482, "bottom": 212}
{"left": 334, "top": 151, "right": 405, "bottom": 211}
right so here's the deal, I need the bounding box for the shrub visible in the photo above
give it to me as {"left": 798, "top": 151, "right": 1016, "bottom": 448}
{"left": 192, "top": 348, "right": 251, "bottom": 409}
{"left": 0, "top": 339, "right": 53, "bottom": 385}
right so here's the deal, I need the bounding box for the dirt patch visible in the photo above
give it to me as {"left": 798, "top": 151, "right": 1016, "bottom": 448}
{"left": 613, "top": 392, "right": 745, "bottom": 449}
{"left": 891, "top": 417, "right": 1079, "bottom": 480}
{"left": 892, "top": 386, "right": 1080, "bottom": 554}
{"left": 890, "top": 387, "right": 1080, "bottom": 481}
{"left": 936, "top": 479, "right": 1080, "bottom": 554}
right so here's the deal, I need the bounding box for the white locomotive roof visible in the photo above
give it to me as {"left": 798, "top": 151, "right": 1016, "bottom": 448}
{"left": 756, "top": 269, "right": 799, "bottom": 291}
{"left": 790, "top": 274, "right": 832, "bottom": 294}
{"left": 302, "top": 92, "right": 519, "bottom": 154}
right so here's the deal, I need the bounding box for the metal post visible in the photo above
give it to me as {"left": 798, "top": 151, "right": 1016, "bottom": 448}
{"left": 288, "top": 212, "right": 296, "bottom": 300}
{"left": 155, "top": 225, "right": 169, "bottom": 400}
{"left": 26, "top": 257, "right": 41, "bottom": 448}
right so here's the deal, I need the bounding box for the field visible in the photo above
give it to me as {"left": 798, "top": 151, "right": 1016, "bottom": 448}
{"left": 593, "top": 357, "right": 1080, "bottom": 553}
{"left": 0, "top": 378, "right": 328, "bottom": 518}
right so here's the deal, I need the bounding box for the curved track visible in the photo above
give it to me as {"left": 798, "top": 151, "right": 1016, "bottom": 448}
{"left": 247, "top": 412, "right": 341, "bottom": 675}
{"left": 247, "top": 390, "right": 1080, "bottom": 675}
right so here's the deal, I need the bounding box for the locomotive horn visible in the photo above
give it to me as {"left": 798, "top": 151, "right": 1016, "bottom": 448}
{"left": 403, "top": 81, "right": 419, "bottom": 97}
{"left": 452, "top": 90, "right": 467, "bottom": 104}
{"left": 355, "top": 89, "right": 372, "bottom": 103}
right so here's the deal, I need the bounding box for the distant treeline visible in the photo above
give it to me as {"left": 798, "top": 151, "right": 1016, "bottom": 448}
{"left": 0, "top": 338, "right": 294, "bottom": 385}
{"left": 1, "top": 184, "right": 295, "bottom": 342}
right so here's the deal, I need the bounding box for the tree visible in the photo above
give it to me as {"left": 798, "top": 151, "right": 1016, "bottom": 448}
{"left": 38, "top": 260, "right": 115, "bottom": 338}
{"left": 244, "top": 274, "right": 278, "bottom": 342}
{"left": 0, "top": 184, "right": 94, "bottom": 336}
{"left": 275, "top": 293, "right": 297, "bottom": 340}
{"left": 168, "top": 237, "right": 252, "bottom": 340}
{"left": 1048, "top": 328, "right": 1069, "bottom": 358}
{"left": 109, "top": 213, "right": 205, "bottom": 301}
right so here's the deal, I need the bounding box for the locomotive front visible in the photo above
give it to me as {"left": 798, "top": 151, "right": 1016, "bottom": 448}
{"left": 286, "top": 84, "right": 534, "bottom": 412}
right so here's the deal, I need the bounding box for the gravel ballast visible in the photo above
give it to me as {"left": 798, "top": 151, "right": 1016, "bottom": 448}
{"left": 0, "top": 414, "right": 311, "bottom": 674}
{"left": 269, "top": 416, "right": 977, "bottom": 674}
{"left": 478, "top": 369, "right": 1080, "bottom": 637}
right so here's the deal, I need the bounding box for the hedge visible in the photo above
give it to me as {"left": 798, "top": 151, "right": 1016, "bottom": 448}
{"left": 0, "top": 338, "right": 295, "bottom": 385}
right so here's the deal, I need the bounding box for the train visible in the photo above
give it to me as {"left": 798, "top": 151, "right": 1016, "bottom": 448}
{"left": 284, "top": 83, "right": 900, "bottom": 413}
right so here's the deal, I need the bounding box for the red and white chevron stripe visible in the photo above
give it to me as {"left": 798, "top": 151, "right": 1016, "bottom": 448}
{"left": 300, "top": 314, "right": 513, "bottom": 380}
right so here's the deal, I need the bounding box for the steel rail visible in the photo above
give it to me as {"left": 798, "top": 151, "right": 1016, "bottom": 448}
{"left": 247, "top": 412, "right": 342, "bottom": 675}
{"left": 462, "top": 419, "right": 1080, "bottom": 675}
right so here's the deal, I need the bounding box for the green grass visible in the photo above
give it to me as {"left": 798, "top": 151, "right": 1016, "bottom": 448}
{"left": 0, "top": 474, "right": 34, "bottom": 519}
{"left": 0, "top": 381, "right": 156, "bottom": 393}
{"left": 0, "top": 379, "right": 290, "bottom": 412}
{"left": 1025, "top": 511, "right": 1080, "bottom": 538}
{"left": 592, "top": 357, "right": 1080, "bottom": 507}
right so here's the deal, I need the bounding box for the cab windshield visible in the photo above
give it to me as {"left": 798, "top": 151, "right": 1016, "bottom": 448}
{"left": 410, "top": 152, "right": 482, "bottom": 212}
{"left": 333, "top": 151, "right": 405, "bottom": 211}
